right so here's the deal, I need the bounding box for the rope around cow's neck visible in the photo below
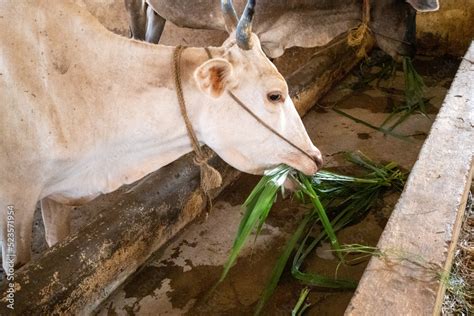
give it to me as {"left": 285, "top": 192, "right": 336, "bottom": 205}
{"left": 172, "top": 45, "right": 223, "bottom": 206}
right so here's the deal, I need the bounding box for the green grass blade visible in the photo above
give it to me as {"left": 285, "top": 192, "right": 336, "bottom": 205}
{"left": 292, "top": 229, "right": 357, "bottom": 289}
{"left": 291, "top": 288, "right": 311, "bottom": 316}
{"left": 333, "top": 108, "right": 410, "bottom": 141}
{"left": 219, "top": 186, "right": 278, "bottom": 283}
{"left": 314, "top": 170, "right": 380, "bottom": 184}
{"left": 292, "top": 269, "right": 357, "bottom": 288}
{"left": 387, "top": 106, "right": 416, "bottom": 131}
{"left": 345, "top": 151, "right": 384, "bottom": 175}
{"left": 218, "top": 166, "right": 291, "bottom": 285}
{"left": 380, "top": 109, "right": 400, "bottom": 127}
{"left": 254, "top": 211, "right": 313, "bottom": 315}
{"left": 301, "top": 176, "right": 341, "bottom": 255}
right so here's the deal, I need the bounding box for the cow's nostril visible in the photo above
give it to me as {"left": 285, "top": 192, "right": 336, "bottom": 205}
{"left": 312, "top": 153, "right": 323, "bottom": 170}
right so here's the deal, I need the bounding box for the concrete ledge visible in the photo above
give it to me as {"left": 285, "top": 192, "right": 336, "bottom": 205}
{"left": 346, "top": 42, "right": 474, "bottom": 315}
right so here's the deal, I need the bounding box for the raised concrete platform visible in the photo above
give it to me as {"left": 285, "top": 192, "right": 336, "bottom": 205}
{"left": 346, "top": 42, "right": 474, "bottom": 316}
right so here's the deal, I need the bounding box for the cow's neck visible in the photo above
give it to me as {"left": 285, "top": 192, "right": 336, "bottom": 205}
{"left": 41, "top": 3, "right": 224, "bottom": 201}
{"left": 92, "top": 42, "right": 219, "bottom": 189}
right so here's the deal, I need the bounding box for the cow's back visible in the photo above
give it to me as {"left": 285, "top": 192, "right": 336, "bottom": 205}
{"left": 0, "top": 1, "right": 49, "bottom": 176}
{"left": 0, "top": 0, "right": 117, "bottom": 184}
{"left": 147, "top": 0, "right": 360, "bottom": 30}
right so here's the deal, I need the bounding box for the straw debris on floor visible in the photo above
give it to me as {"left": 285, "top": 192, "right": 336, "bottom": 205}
{"left": 442, "top": 191, "right": 474, "bottom": 314}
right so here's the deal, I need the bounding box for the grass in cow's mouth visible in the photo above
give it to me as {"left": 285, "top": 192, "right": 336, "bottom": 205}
{"left": 216, "top": 151, "right": 406, "bottom": 314}
{"left": 335, "top": 56, "right": 428, "bottom": 139}
{"left": 217, "top": 164, "right": 292, "bottom": 285}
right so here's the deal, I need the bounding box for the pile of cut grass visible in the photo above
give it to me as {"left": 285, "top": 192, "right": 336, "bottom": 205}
{"left": 216, "top": 151, "right": 406, "bottom": 314}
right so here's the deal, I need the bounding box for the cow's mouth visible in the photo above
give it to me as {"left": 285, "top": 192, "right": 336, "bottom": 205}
{"left": 284, "top": 152, "right": 322, "bottom": 176}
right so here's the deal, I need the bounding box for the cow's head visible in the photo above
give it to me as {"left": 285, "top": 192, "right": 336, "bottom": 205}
{"left": 371, "top": 0, "right": 439, "bottom": 61}
{"left": 193, "top": 0, "right": 322, "bottom": 175}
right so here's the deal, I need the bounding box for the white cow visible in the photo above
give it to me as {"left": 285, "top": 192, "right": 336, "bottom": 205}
{"left": 0, "top": 0, "right": 322, "bottom": 271}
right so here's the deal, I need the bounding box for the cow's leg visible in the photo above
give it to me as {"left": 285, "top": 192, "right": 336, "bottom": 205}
{"left": 145, "top": 5, "right": 166, "bottom": 44}
{"left": 40, "top": 198, "right": 72, "bottom": 247}
{"left": 0, "top": 196, "right": 37, "bottom": 272}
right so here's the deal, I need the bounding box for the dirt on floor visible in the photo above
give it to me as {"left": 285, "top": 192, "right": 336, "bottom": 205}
{"left": 93, "top": 51, "right": 460, "bottom": 315}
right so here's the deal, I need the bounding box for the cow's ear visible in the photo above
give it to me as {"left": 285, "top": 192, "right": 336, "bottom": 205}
{"left": 194, "top": 58, "right": 234, "bottom": 98}
{"left": 406, "top": 0, "right": 439, "bottom": 11}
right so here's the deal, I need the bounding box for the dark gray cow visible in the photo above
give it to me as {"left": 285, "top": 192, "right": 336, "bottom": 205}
{"left": 124, "top": 0, "right": 439, "bottom": 61}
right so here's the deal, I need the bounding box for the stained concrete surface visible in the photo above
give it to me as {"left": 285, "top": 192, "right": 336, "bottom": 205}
{"left": 94, "top": 54, "right": 459, "bottom": 315}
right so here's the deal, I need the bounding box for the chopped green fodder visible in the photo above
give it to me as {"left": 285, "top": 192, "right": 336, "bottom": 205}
{"left": 217, "top": 165, "right": 292, "bottom": 285}
{"left": 380, "top": 57, "right": 429, "bottom": 132}
{"left": 217, "top": 152, "right": 406, "bottom": 315}
{"left": 351, "top": 52, "right": 396, "bottom": 90}
{"left": 335, "top": 56, "right": 428, "bottom": 138}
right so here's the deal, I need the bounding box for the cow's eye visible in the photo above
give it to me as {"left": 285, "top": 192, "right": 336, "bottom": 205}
{"left": 267, "top": 91, "right": 284, "bottom": 103}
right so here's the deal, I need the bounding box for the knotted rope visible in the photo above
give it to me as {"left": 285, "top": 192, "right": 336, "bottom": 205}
{"left": 172, "top": 45, "right": 222, "bottom": 203}
{"left": 347, "top": 0, "right": 374, "bottom": 58}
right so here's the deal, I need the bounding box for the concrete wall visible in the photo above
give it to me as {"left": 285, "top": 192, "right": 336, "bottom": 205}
{"left": 416, "top": 0, "right": 474, "bottom": 56}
